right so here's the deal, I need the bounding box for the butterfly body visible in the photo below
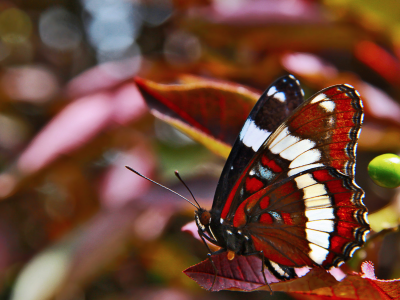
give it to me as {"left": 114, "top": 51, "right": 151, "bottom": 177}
{"left": 196, "top": 208, "right": 253, "bottom": 254}
{"left": 195, "top": 75, "right": 369, "bottom": 282}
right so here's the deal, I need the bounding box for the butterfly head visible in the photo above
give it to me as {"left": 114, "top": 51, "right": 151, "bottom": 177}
{"left": 195, "top": 208, "right": 211, "bottom": 230}
{"left": 195, "top": 208, "right": 221, "bottom": 245}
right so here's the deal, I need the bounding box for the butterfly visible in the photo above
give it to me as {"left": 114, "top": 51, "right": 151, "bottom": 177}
{"left": 193, "top": 75, "right": 370, "bottom": 286}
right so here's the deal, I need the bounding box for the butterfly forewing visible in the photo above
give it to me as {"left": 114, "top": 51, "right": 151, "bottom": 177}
{"left": 221, "top": 84, "right": 364, "bottom": 221}
{"left": 273, "top": 85, "right": 363, "bottom": 178}
{"left": 212, "top": 75, "right": 304, "bottom": 221}
{"left": 232, "top": 167, "right": 368, "bottom": 268}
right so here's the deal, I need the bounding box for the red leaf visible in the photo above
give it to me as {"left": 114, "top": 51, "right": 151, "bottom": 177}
{"left": 183, "top": 252, "right": 279, "bottom": 291}
{"left": 184, "top": 252, "right": 345, "bottom": 292}
{"left": 287, "top": 274, "right": 388, "bottom": 299}
{"left": 361, "top": 262, "right": 400, "bottom": 300}
{"left": 285, "top": 262, "right": 400, "bottom": 299}
{"left": 134, "top": 76, "right": 260, "bottom": 158}
{"left": 185, "top": 254, "right": 400, "bottom": 299}
{"left": 355, "top": 41, "right": 400, "bottom": 86}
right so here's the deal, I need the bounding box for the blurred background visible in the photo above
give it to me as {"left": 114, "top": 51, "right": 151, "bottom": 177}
{"left": 0, "top": 0, "right": 400, "bottom": 299}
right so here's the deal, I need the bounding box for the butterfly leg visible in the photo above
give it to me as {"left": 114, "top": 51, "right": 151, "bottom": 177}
{"left": 259, "top": 251, "right": 273, "bottom": 294}
{"left": 206, "top": 253, "right": 218, "bottom": 291}
{"left": 198, "top": 231, "right": 225, "bottom": 291}
{"left": 242, "top": 250, "right": 273, "bottom": 294}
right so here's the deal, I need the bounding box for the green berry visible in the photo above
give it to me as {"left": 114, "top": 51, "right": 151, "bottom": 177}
{"left": 368, "top": 153, "right": 400, "bottom": 188}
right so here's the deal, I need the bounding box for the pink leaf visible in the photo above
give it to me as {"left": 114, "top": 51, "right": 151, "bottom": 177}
{"left": 98, "top": 143, "right": 156, "bottom": 208}
{"left": 111, "top": 83, "right": 147, "bottom": 125}
{"left": 361, "top": 261, "right": 377, "bottom": 280}
{"left": 16, "top": 83, "right": 147, "bottom": 176}
{"left": 17, "top": 93, "right": 114, "bottom": 174}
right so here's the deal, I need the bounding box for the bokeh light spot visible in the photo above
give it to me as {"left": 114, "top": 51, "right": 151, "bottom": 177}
{"left": 39, "top": 6, "right": 82, "bottom": 52}
{"left": 164, "top": 31, "right": 201, "bottom": 65}
{"left": 0, "top": 114, "right": 29, "bottom": 150}
{"left": 1, "top": 65, "right": 59, "bottom": 103}
{"left": 140, "top": 0, "right": 173, "bottom": 26}
{"left": 0, "top": 8, "right": 32, "bottom": 44}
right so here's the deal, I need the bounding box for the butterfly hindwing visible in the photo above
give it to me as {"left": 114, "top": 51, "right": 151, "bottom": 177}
{"left": 212, "top": 75, "right": 304, "bottom": 220}
{"left": 232, "top": 167, "right": 368, "bottom": 268}
{"left": 221, "top": 84, "right": 363, "bottom": 221}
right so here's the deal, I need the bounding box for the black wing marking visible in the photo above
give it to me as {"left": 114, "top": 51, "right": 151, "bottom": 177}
{"left": 211, "top": 75, "right": 304, "bottom": 217}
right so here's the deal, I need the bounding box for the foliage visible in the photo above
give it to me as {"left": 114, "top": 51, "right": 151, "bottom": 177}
{"left": 0, "top": 1, "right": 400, "bottom": 300}
{"left": 139, "top": 74, "right": 400, "bottom": 298}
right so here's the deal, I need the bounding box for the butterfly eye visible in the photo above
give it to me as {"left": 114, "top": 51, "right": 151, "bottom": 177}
{"left": 200, "top": 211, "right": 211, "bottom": 226}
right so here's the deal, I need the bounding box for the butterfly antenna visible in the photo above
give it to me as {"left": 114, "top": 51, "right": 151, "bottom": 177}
{"left": 125, "top": 166, "right": 200, "bottom": 209}
{"left": 174, "top": 170, "right": 201, "bottom": 209}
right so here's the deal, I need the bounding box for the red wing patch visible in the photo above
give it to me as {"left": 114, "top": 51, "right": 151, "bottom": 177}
{"left": 221, "top": 159, "right": 254, "bottom": 219}
{"left": 245, "top": 177, "right": 264, "bottom": 194}
{"left": 232, "top": 189, "right": 267, "bottom": 228}
{"left": 281, "top": 213, "right": 294, "bottom": 225}
{"left": 261, "top": 155, "right": 282, "bottom": 173}
{"left": 260, "top": 214, "right": 273, "bottom": 224}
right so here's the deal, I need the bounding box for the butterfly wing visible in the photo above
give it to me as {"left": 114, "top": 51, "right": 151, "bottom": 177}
{"left": 232, "top": 167, "right": 368, "bottom": 268}
{"left": 221, "top": 84, "right": 364, "bottom": 221}
{"left": 212, "top": 75, "right": 304, "bottom": 217}
{"left": 218, "top": 83, "right": 369, "bottom": 270}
